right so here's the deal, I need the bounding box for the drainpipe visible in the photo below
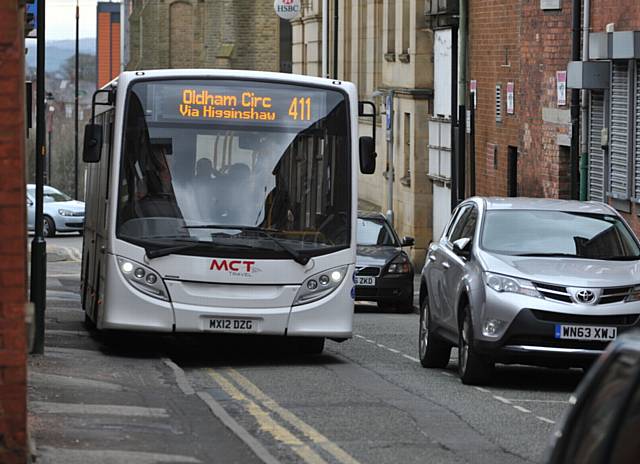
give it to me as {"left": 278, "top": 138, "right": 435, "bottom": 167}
{"left": 458, "top": 0, "right": 467, "bottom": 201}
{"left": 570, "top": 0, "right": 581, "bottom": 200}
{"left": 322, "top": 0, "right": 328, "bottom": 77}
{"left": 579, "top": 0, "right": 590, "bottom": 200}
{"left": 386, "top": 91, "right": 395, "bottom": 224}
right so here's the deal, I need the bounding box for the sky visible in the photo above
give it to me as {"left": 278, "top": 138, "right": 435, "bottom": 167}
{"left": 45, "top": 0, "right": 100, "bottom": 41}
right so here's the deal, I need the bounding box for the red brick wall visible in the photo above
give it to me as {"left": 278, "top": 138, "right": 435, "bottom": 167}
{"left": 0, "top": 1, "right": 28, "bottom": 463}
{"left": 590, "top": 1, "right": 640, "bottom": 31}
{"left": 469, "top": 0, "right": 521, "bottom": 197}
{"left": 469, "top": 0, "right": 573, "bottom": 199}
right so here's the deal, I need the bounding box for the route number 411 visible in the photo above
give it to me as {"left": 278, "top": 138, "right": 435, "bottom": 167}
{"left": 288, "top": 97, "right": 311, "bottom": 121}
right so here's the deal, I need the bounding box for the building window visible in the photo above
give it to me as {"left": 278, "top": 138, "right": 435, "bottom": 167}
{"left": 169, "top": 1, "right": 193, "bottom": 68}
{"left": 495, "top": 84, "right": 502, "bottom": 123}
{"left": 344, "top": 0, "right": 352, "bottom": 81}
{"left": 385, "top": 0, "right": 395, "bottom": 61}
{"left": 399, "top": 0, "right": 410, "bottom": 62}
{"left": 357, "top": 1, "right": 367, "bottom": 98}
{"left": 401, "top": 112, "right": 411, "bottom": 187}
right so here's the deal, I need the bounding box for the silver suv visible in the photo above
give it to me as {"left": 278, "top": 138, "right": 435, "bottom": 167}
{"left": 418, "top": 197, "right": 640, "bottom": 385}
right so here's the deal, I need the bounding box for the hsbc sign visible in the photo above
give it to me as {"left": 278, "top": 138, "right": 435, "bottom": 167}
{"left": 274, "top": 0, "right": 301, "bottom": 20}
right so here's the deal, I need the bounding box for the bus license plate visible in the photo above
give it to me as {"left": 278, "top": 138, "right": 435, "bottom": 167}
{"left": 554, "top": 324, "right": 617, "bottom": 341}
{"left": 206, "top": 318, "right": 257, "bottom": 333}
{"left": 356, "top": 276, "right": 376, "bottom": 286}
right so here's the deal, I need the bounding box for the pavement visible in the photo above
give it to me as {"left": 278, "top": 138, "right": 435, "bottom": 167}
{"left": 28, "top": 240, "right": 266, "bottom": 464}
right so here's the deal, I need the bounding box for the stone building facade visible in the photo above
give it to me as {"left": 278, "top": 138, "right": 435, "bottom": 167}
{"left": 292, "top": 0, "right": 434, "bottom": 266}
{"left": 126, "top": 0, "right": 290, "bottom": 72}
{"left": 0, "top": 1, "right": 28, "bottom": 463}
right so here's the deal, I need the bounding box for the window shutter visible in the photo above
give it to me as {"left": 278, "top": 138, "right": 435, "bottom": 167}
{"left": 609, "top": 61, "right": 631, "bottom": 199}
{"left": 589, "top": 91, "right": 606, "bottom": 202}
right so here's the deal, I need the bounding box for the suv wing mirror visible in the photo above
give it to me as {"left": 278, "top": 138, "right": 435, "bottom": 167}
{"left": 452, "top": 237, "right": 472, "bottom": 259}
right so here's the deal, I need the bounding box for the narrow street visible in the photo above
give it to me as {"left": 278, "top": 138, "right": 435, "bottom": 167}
{"left": 29, "top": 237, "right": 581, "bottom": 464}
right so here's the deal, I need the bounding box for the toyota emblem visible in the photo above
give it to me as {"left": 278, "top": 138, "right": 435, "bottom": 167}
{"left": 576, "top": 289, "right": 596, "bottom": 304}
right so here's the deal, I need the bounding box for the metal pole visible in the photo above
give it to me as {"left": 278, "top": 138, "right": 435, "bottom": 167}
{"left": 47, "top": 124, "right": 52, "bottom": 184}
{"left": 74, "top": 1, "right": 79, "bottom": 199}
{"left": 469, "top": 96, "right": 476, "bottom": 196}
{"left": 332, "top": 0, "right": 338, "bottom": 80}
{"left": 570, "top": 0, "right": 581, "bottom": 200}
{"left": 450, "top": 26, "right": 459, "bottom": 211}
{"left": 322, "top": 0, "right": 328, "bottom": 78}
{"left": 31, "top": 0, "right": 47, "bottom": 355}
{"left": 579, "top": 0, "right": 590, "bottom": 200}
{"left": 386, "top": 92, "right": 394, "bottom": 224}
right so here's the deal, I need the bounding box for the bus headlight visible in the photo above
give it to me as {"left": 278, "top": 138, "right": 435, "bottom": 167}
{"left": 293, "top": 265, "right": 349, "bottom": 306}
{"left": 117, "top": 256, "right": 170, "bottom": 301}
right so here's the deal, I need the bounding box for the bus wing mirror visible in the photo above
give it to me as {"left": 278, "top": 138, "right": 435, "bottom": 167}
{"left": 359, "top": 136, "right": 376, "bottom": 174}
{"left": 82, "top": 123, "right": 103, "bottom": 163}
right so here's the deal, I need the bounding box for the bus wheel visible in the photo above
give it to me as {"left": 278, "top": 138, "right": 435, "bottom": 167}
{"left": 298, "top": 337, "right": 325, "bottom": 355}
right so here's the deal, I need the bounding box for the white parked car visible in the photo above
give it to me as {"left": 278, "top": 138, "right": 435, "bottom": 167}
{"left": 26, "top": 184, "right": 85, "bottom": 237}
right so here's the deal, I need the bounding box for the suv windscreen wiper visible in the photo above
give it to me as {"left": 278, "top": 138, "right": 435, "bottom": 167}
{"left": 182, "top": 224, "right": 310, "bottom": 265}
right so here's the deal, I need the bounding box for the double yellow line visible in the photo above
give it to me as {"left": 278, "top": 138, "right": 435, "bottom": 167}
{"left": 209, "top": 368, "right": 360, "bottom": 464}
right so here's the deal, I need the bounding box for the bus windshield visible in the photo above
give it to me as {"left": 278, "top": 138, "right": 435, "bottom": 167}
{"left": 116, "top": 79, "right": 351, "bottom": 259}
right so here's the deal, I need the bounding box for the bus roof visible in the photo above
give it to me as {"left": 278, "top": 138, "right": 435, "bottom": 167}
{"left": 104, "top": 69, "right": 355, "bottom": 94}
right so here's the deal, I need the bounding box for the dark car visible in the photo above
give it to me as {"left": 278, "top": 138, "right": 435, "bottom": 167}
{"left": 355, "top": 211, "right": 415, "bottom": 312}
{"left": 545, "top": 331, "right": 640, "bottom": 464}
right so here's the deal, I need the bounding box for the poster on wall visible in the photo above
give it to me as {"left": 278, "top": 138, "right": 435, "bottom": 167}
{"left": 556, "top": 71, "right": 567, "bottom": 106}
{"left": 506, "top": 82, "right": 514, "bottom": 114}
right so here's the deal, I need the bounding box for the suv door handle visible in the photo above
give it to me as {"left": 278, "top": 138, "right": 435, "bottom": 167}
{"left": 428, "top": 255, "right": 437, "bottom": 262}
{"left": 442, "top": 261, "right": 450, "bottom": 269}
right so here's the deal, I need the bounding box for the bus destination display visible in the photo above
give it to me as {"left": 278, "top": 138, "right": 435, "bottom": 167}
{"left": 150, "top": 82, "right": 330, "bottom": 127}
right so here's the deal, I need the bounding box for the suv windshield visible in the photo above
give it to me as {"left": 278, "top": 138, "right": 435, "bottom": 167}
{"left": 357, "top": 217, "right": 398, "bottom": 246}
{"left": 116, "top": 79, "right": 350, "bottom": 258}
{"left": 481, "top": 210, "right": 640, "bottom": 259}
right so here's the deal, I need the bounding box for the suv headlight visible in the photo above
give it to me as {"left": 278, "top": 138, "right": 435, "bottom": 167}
{"left": 58, "top": 208, "right": 74, "bottom": 216}
{"left": 117, "top": 257, "right": 170, "bottom": 301}
{"left": 387, "top": 254, "right": 411, "bottom": 274}
{"left": 484, "top": 272, "right": 542, "bottom": 298}
{"left": 293, "top": 265, "right": 349, "bottom": 306}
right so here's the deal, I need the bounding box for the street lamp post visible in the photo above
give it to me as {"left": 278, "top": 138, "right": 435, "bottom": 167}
{"left": 31, "top": 0, "right": 47, "bottom": 355}
{"left": 47, "top": 103, "right": 54, "bottom": 185}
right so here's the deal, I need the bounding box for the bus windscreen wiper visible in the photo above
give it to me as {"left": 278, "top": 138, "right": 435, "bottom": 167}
{"left": 145, "top": 239, "right": 253, "bottom": 259}
{"left": 182, "top": 224, "right": 310, "bottom": 265}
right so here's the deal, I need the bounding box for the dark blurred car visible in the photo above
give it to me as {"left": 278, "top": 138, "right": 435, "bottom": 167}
{"left": 545, "top": 331, "right": 640, "bottom": 464}
{"left": 355, "top": 211, "right": 415, "bottom": 313}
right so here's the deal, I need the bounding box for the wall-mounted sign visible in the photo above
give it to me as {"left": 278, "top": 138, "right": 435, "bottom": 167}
{"left": 506, "top": 82, "right": 514, "bottom": 114}
{"left": 274, "top": 0, "right": 301, "bottom": 20}
{"left": 556, "top": 71, "right": 567, "bottom": 106}
{"left": 470, "top": 80, "right": 477, "bottom": 109}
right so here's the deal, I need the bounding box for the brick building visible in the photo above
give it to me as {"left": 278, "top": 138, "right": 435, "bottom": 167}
{"left": 0, "top": 1, "right": 28, "bottom": 463}
{"left": 97, "top": 2, "right": 121, "bottom": 87}
{"left": 468, "top": 0, "right": 640, "bottom": 236}
{"left": 125, "top": 0, "right": 291, "bottom": 72}
{"left": 468, "top": 0, "right": 574, "bottom": 200}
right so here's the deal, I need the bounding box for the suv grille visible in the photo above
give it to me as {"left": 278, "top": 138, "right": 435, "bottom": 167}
{"left": 533, "top": 282, "right": 634, "bottom": 305}
{"left": 534, "top": 283, "right": 572, "bottom": 303}
{"left": 355, "top": 266, "right": 380, "bottom": 277}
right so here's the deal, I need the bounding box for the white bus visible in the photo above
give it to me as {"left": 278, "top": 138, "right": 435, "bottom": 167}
{"left": 81, "top": 69, "right": 376, "bottom": 353}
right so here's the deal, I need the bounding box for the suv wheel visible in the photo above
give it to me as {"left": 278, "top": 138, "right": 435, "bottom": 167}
{"left": 419, "top": 298, "right": 452, "bottom": 368}
{"left": 458, "top": 305, "right": 494, "bottom": 385}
